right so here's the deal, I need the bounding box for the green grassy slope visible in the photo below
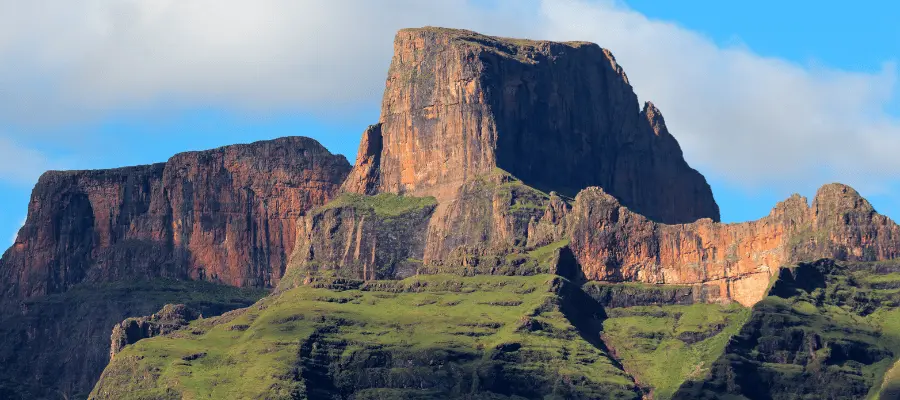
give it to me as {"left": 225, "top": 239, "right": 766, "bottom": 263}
{"left": 88, "top": 259, "right": 900, "bottom": 399}
{"left": 602, "top": 303, "right": 750, "bottom": 399}
{"left": 674, "top": 260, "right": 900, "bottom": 400}
{"left": 90, "top": 275, "right": 641, "bottom": 400}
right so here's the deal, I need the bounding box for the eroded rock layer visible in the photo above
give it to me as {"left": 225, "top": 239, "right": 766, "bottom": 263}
{"left": 284, "top": 193, "right": 437, "bottom": 284}
{"left": 1, "top": 137, "right": 351, "bottom": 298}
{"left": 343, "top": 27, "right": 719, "bottom": 225}
{"left": 568, "top": 184, "right": 900, "bottom": 305}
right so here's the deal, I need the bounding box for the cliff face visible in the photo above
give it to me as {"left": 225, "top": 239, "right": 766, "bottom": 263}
{"left": 0, "top": 280, "right": 265, "bottom": 400}
{"left": 283, "top": 193, "right": 437, "bottom": 285}
{"left": 0, "top": 137, "right": 351, "bottom": 299}
{"left": 343, "top": 27, "right": 719, "bottom": 224}
{"left": 292, "top": 28, "right": 900, "bottom": 308}
{"left": 568, "top": 183, "right": 900, "bottom": 306}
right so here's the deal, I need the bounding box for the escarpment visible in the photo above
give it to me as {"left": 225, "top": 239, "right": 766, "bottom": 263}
{"left": 301, "top": 26, "right": 721, "bottom": 285}
{"left": 0, "top": 136, "right": 351, "bottom": 299}
{"left": 342, "top": 27, "right": 719, "bottom": 224}
{"left": 568, "top": 184, "right": 900, "bottom": 306}
{"left": 290, "top": 27, "right": 900, "bottom": 307}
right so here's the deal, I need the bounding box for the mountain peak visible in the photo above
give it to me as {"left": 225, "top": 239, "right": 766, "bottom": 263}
{"left": 345, "top": 27, "right": 719, "bottom": 224}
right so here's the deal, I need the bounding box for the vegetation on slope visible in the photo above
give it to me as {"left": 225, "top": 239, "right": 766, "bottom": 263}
{"left": 602, "top": 303, "right": 750, "bottom": 399}
{"left": 90, "top": 275, "right": 642, "bottom": 400}
{"left": 674, "top": 260, "right": 900, "bottom": 400}
{"left": 0, "top": 279, "right": 267, "bottom": 400}
{"left": 316, "top": 193, "right": 437, "bottom": 218}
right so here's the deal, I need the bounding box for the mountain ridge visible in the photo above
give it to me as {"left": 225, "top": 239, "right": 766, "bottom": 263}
{"left": 0, "top": 26, "right": 898, "bottom": 400}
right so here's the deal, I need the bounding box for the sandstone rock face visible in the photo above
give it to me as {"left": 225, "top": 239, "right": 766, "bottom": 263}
{"left": 422, "top": 171, "right": 557, "bottom": 264}
{"left": 0, "top": 137, "right": 350, "bottom": 298}
{"left": 286, "top": 28, "right": 900, "bottom": 309}
{"left": 109, "top": 304, "right": 200, "bottom": 359}
{"left": 340, "top": 124, "right": 383, "bottom": 195}
{"left": 568, "top": 183, "right": 900, "bottom": 306}
{"left": 284, "top": 193, "right": 437, "bottom": 285}
{"left": 344, "top": 27, "right": 719, "bottom": 224}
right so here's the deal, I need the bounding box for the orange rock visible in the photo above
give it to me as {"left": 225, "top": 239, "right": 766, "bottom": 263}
{"left": 344, "top": 27, "right": 719, "bottom": 225}
{"left": 568, "top": 184, "right": 900, "bottom": 306}
{"left": 0, "top": 137, "right": 350, "bottom": 299}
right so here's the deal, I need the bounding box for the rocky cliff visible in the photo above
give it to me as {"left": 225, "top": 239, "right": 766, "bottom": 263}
{"left": 284, "top": 193, "right": 437, "bottom": 284}
{"left": 293, "top": 28, "right": 900, "bottom": 308}
{"left": 0, "top": 137, "right": 350, "bottom": 299}
{"left": 342, "top": 27, "right": 719, "bottom": 224}
{"left": 317, "top": 27, "right": 721, "bottom": 288}
{"left": 568, "top": 183, "right": 900, "bottom": 306}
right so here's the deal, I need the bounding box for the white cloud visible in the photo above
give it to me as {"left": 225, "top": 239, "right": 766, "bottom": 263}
{"left": 0, "top": 136, "right": 50, "bottom": 185}
{"left": 0, "top": 0, "right": 897, "bottom": 194}
{"left": 0, "top": 0, "right": 537, "bottom": 124}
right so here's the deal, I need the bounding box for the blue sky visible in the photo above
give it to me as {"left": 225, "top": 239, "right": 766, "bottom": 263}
{"left": 623, "top": 0, "right": 900, "bottom": 223}
{"left": 1, "top": 0, "right": 899, "bottom": 245}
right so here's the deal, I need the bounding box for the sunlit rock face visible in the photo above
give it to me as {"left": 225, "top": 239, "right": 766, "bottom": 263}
{"left": 0, "top": 137, "right": 351, "bottom": 299}
{"left": 568, "top": 184, "right": 900, "bottom": 306}
{"left": 342, "top": 27, "right": 720, "bottom": 225}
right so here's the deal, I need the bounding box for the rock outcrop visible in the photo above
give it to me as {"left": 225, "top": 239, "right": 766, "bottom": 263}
{"left": 0, "top": 137, "right": 351, "bottom": 299}
{"left": 109, "top": 304, "right": 200, "bottom": 359}
{"left": 283, "top": 193, "right": 437, "bottom": 285}
{"left": 321, "top": 27, "right": 720, "bottom": 285}
{"left": 289, "top": 28, "right": 900, "bottom": 308}
{"left": 568, "top": 183, "right": 900, "bottom": 306}
{"left": 422, "top": 170, "right": 560, "bottom": 263}
{"left": 342, "top": 27, "right": 719, "bottom": 224}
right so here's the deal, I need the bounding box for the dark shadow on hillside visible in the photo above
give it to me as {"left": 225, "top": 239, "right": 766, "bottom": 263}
{"left": 554, "top": 278, "right": 643, "bottom": 398}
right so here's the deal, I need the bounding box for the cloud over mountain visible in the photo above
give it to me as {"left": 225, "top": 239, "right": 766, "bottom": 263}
{"left": 0, "top": 0, "right": 897, "bottom": 194}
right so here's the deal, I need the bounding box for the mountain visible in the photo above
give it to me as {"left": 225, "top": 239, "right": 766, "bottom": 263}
{"left": 1, "top": 136, "right": 350, "bottom": 299}
{"left": 2, "top": 27, "right": 900, "bottom": 400}
{"left": 288, "top": 26, "right": 728, "bottom": 290}
{"left": 341, "top": 27, "right": 720, "bottom": 224}
{"left": 0, "top": 137, "right": 349, "bottom": 398}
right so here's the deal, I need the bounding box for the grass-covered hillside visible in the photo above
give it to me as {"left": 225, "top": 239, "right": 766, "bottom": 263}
{"left": 0, "top": 279, "right": 267, "bottom": 400}
{"left": 89, "top": 260, "right": 900, "bottom": 400}
{"left": 91, "top": 275, "right": 642, "bottom": 400}
{"left": 89, "top": 274, "right": 760, "bottom": 400}
{"left": 674, "top": 260, "right": 900, "bottom": 400}
{"left": 603, "top": 303, "right": 750, "bottom": 399}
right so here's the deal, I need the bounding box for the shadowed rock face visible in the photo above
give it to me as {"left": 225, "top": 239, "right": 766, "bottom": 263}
{"left": 342, "top": 27, "right": 719, "bottom": 225}
{"left": 0, "top": 137, "right": 351, "bottom": 299}
{"left": 568, "top": 183, "right": 900, "bottom": 305}
{"left": 109, "top": 304, "right": 200, "bottom": 360}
